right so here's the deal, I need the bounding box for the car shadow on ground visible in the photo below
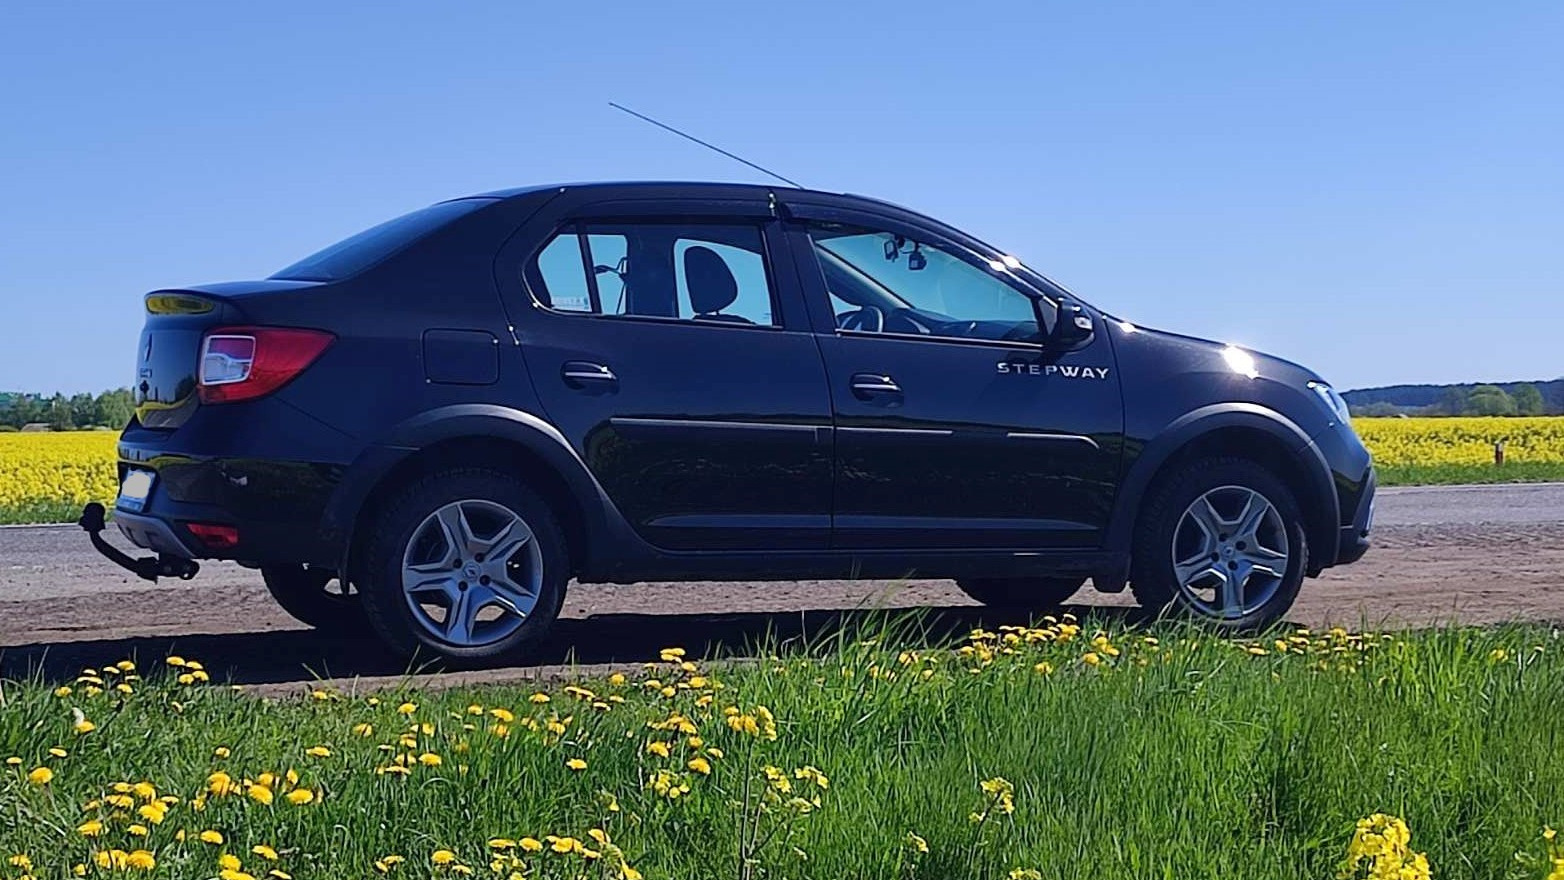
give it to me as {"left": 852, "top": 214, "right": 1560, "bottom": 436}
{"left": 0, "top": 603, "right": 1155, "bottom": 688}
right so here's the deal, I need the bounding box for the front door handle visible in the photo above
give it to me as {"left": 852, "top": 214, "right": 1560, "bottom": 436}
{"left": 850, "top": 373, "right": 901, "bottom": 398}
{"left": 562, "top": 361, "right": 617, "bottom": 387}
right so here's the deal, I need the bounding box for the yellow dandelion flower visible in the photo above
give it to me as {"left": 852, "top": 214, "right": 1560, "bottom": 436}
{"left": 688, "top": 756, "right": 712, "bottom": 775}
{"left": 305, "top": 746, "right": 332, "bottom": 758}
{"left": 431, "top": 850, "right": 458, "bottom": 865}
{"left": 126, "top": 850, "right": 156, "bottom": 871}
{"left": 77, "top": 820, "right": 104, "bottom": 837}
{"left": 529, "top": 692, "right": 550, "bottom": 704}
{"left": 26, "top": 766, "right": 53, "bottom": 786}
{"left": 128, "top": 824, "right": 149, "bottom": 837}
{"left": 214, "top": 746, "right": 231, "bottom": 758}
{"left": 54, "top": 686, "right": 73, "bottom": 697}
{"left": 419, "top": 753, "right": 443, "bottom": 767}
{"left": 646, "top": 741, "right": 671, "bottom": 758}
{"left": 285, "top": 789, "right": 315, "bottom": 805}
{"left": 520, "top": 838, "right": 543, "bottom": 853}
{"left": 1082, "top": 652, "right": 1102, "bottom": 666}
{"left": 220, "top": 854, "right": 243, "bottom": 871}
{"left": 166, "top": 656, "right": 187, "bottom": 667}
{"left": 252, "top": 845, "right": 279, "bottom": 861}
{"left": 137, "top": 802, "right": 168, "bottom": 824}
{"left": 397, "top": 702, "right": 418, "bottom": 715}
{"left": 247, "top": 784, "right": 274, "bottom": 805}
{"left": 352, "top": 722, "right": 374, "bottom": 737}
{"left": 566, "top": 758, "right": 587, "bottom": 771}
{"left": 608, "top": 673, "right": 627, "bottom": 687}
{"left": 200, "top": 830, "right": 225, "bottom": 845}
{"left": 48, "top": 747, "right": 67, "bottom": 758}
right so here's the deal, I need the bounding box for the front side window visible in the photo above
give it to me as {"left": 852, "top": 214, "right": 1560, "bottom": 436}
{"left": 529, "top": 222, "right": 777, "bottom": 326}
{"left": 808, "top": 223, "right": 1044, "bottom": 343}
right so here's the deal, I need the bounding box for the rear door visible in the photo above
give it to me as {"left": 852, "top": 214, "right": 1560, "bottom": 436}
{"left": 500, "top": 196, "right": 834, "bottom": 551}
{"left": 781, "top": 200, "right": 1124, "bottom": 550}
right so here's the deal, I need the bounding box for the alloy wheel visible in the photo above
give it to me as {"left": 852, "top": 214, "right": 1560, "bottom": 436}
{"left": 399, "top": 499, "right": 544, "bottom": 647}
{"left": 1169, "top": 485, "right": 1290, "bottom": 620}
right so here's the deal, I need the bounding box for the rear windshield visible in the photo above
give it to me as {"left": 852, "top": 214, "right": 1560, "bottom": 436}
{"left": 270, "top": 198, "right": 495, "bottom": 281}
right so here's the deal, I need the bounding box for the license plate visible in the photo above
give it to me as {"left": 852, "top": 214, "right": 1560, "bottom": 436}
{"left": 117, "top": 470, "right": 155, "bottom": 513}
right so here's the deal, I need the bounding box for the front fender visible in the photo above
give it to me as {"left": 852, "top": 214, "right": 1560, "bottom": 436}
{"left": 1105, "top": 402, "right": 1339, "bottom": 564}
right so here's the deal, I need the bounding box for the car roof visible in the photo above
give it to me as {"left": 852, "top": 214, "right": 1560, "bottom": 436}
{"left": 462, "top": 180, "right": 919, "bottom": 216}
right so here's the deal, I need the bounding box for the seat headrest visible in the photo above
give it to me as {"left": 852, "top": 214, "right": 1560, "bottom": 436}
{"left": 683, "top": 246, "right": 738, "bottom": 315}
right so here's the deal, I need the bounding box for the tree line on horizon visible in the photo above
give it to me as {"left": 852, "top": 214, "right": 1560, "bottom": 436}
{"left": 1345, "top": 380, "right": 1560, "bottom": 417}
{"left": 0, "top": 388, "right": 134, "bottom": 431}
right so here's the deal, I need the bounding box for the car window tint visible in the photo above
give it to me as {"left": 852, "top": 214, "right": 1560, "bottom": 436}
{"left": 528, "top": 222, "right": 777, "bottom": 327}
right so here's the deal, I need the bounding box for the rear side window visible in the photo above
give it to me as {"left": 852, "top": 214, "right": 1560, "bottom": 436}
{"left": 528, "top": 222, "right": 777, "bottom": 326}
{"left": 271, "top": 198, "right": 494, "bottom": 281}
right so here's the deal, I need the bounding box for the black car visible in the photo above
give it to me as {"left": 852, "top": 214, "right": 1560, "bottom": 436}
{"left": 87, "top": 182, "right": 1374, "bottom": 661}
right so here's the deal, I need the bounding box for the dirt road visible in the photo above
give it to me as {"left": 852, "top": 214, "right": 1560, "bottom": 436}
{"left": 1, "top": 484, "right": 1560, "bottom": 689}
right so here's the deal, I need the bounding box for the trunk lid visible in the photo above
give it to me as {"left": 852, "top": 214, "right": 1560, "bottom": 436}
{"left": 131, "top": 280, "right": 321, "bottom": 429}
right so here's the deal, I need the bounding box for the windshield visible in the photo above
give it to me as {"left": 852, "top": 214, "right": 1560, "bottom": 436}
{"left": 270, "top": 198, "right": 494, "bottom": 281}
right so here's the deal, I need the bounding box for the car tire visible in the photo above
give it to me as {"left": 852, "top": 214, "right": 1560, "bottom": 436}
{"left": 956, "top": 576, "right": 1085, "bottom": 609}
{"left": 359, "top": 467, "right": 568, "bottom": 662}
{"left": 1129, "top": 456, "right": 1307, "bottom": 630}
{"left": 260, "top": 565, "right": 364, "bottom": 631}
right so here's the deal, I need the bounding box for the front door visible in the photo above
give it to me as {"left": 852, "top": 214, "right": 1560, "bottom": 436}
{"left": 510, "top": 206, "right": 833, "bottom": 551}
{"left": 784, "top": 207, "right": 1124, "bottom": 550}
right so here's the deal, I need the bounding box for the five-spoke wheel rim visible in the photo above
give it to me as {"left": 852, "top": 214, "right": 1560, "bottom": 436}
{"left": 1170, "top": 485, "right": 1290, "bottom": 620}
{"left": 400, "top": 499, "right": 543, "bottom": 647}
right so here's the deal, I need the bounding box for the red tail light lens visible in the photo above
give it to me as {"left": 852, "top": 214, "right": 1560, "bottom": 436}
{"left": 198, "top": 327, "right": 334, "bottom": 404}
{"left": 186, "top": 522, "right": 240, "bottom": 550}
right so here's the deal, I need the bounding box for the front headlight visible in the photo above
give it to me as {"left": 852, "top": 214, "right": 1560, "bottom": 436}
{"left": 1307, "top": 381, "right": 1352, "bottom": 424}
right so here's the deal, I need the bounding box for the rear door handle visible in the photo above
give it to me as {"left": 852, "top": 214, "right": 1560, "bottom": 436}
{"left": 850, "top": 373, "right": 901, "bottom": 397}
{"left": 562, "top": 361, "right": 617, "bottom": 386}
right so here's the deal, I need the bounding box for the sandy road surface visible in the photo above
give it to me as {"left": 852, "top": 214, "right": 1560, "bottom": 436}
{"left": 1, "top": 484, "right": 1560, "bottom": 690}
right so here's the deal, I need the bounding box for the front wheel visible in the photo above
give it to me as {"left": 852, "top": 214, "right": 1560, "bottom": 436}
{"left": 358, "top": 468, "right": 568, "bottom": 662}
{"left": 1130, "top": 457, "right": 1307, "bottom": 630}
{"left": 956, "top": 576, "right": 1085, "bottom": 610}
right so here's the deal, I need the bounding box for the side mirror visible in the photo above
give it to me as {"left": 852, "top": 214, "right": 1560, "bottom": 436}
{"left": 1043, "top": 300, "right": 1093, "bottom": 348}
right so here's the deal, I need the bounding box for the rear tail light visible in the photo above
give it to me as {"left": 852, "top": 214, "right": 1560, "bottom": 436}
{"left": 198, "top": 327, "right": 334, "bottom": 404}
{"left": 185, "top": 522, "right": 240, "bottom": 550}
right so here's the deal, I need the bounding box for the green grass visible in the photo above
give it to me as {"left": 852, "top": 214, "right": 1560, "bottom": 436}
{"left": 1375, "top": 461, "right": 1564, "bottom": 486}
{"left": 0, "top": 500, "right": 83, "bottom": 525}
{"left": 2, "top": 619, "right": 1561, "bottom": 879}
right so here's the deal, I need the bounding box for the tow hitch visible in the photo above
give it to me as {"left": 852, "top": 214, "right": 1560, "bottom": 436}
{"left": 78, "top": 502, "right": 200, "bottom": 582}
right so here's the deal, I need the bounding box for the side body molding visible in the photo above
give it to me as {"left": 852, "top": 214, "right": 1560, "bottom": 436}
{"left": 1104, "top": 402, "right": 1340, "bottom": 565}
{"left": 318, "top": 403, "right": 634, "bottom": 573}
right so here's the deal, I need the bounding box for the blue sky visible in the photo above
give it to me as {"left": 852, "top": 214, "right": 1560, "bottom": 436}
{"left": 2, "top": 1, "right": 1560, "bottom": 393}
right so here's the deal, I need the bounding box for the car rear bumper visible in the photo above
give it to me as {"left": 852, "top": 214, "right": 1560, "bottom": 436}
{"left": 114, "top": 402, "right": 356, "bottom": 566}
{"left": 114, "top": 509, "right": 202, "bottom": 558}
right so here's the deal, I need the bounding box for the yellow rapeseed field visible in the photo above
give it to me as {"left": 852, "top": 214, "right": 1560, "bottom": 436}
{"left": 1353, "top": 417, "right": 1564, "bottom": 467}
{"left": 0, "top": 431, "right": 119, "bottom": 520}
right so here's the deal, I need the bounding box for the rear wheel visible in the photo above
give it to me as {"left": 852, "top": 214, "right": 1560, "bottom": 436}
{"left": 1130, "top": 457, "right": 1307, "bottom": 630}
{"left": 956, "top": 576, "right": 1085, "bottom": 609}
{"left": 358, "top": 468, "right": 568, "bottom": 662}
{"left": 260, "top": 565, "right": 362, "bottom": 631}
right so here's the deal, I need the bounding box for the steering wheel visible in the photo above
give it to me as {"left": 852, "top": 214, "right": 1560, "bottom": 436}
{"left": 838, "top": 305, "right": 886, "bottom": 333}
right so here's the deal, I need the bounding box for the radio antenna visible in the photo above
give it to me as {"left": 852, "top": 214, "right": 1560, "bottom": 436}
{"left": 609, "top": 101, "right": 805, "bottom": 189}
